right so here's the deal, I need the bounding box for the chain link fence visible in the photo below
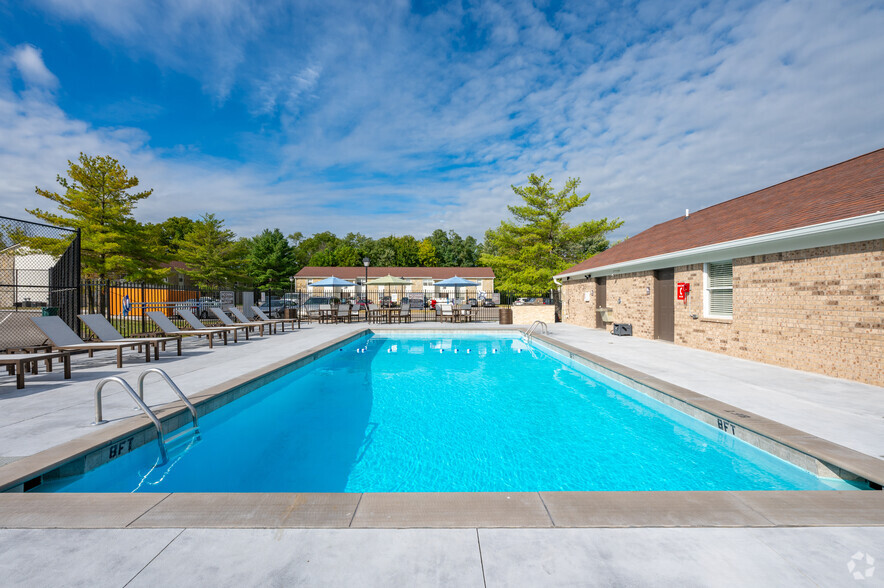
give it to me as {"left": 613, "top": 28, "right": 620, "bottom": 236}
{"left": 0, "top": 216, "right": 80, "bottom": 350}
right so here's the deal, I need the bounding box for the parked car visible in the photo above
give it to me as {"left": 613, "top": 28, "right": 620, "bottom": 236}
{"left": 481, "top": 298, "right": 496, "bottom": 307}
{"left": 349, "top": 298, "right": 370, "bottom": 311}
{"left": 177, "top": 297, "right": 220, "bottom": 319}
{"left": 257, "top": 299, "right": 285, "bottom": 318}
{"left": 513, "top": 297, "right": 528, "bottom": 306}
{"left": 467, "top": 298, "right": 478, "bottom": 307}
{"left": 301, "top": 296, "right": 341, "bottom": 315}
{"left": 281, "top": 293, "right": 301, "bottom": 307}
{"left": 380, "top": 296, "right": 397, "bottom": 308}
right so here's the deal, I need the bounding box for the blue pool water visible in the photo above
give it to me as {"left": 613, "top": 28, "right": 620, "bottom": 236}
{"left": 39, "top": 333, "right": 859, "bottom": 492}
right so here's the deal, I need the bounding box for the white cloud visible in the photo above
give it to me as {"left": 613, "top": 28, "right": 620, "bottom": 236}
{"left": 4, "top": 0, "right": 884, "bottom": 244}
{"left": 9, "top": 45, "right": 59, "bottom": 89}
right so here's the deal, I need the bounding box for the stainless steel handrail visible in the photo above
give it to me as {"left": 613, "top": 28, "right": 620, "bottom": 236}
{"left": 525, "top": 320, "right": 548, "bottom": 340}
{"left": 92, "top": 376, "right": 167, "bottom": 463}
{"left": 137, "top": 368, "right": 199, "bottom": 429}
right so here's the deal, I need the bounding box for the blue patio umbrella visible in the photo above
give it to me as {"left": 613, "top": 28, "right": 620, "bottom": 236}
{"left": 434, "top": 276, "right": 479, "bottom": 303}
{"left": 310, "top": 276, "right": 357, "bottom": 301}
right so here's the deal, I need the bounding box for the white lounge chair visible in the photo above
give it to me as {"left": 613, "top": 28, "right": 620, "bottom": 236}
{"left": 146, "top": 311, "right": 228, "bottom": 347}
{"left": 78, "top": 314, "right": 182, "bottom": 359}
{"left": 176, "top": 308, "right": 249, "bottom": 342}
{"left": 210, "top": 307, "right": 266, "bottom": 336}
{"left": 249, "top": 306, "right": 298, "bottom": 331}
{"left": 30, "top": 316, "right": 153, "bottom": 368}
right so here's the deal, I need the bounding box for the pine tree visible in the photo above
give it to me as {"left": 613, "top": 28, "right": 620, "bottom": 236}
{"left": 246, "top": 228, "right": 297, "bottom": 288}
{"left": 27, "top": 153, "right": 167, "bottom": 282}
{"left": 175, "top": 214, "right": 247, "bottom": 288}
{"left": 480, "top": 174, "right": 622, "bottom": 295}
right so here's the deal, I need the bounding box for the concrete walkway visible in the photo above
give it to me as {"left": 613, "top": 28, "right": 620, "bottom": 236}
{"left": 1, "top": 321, "right": 883, "bottom": 586}
{"left": 1, "top": 526, "right": 881, "bottom": 586}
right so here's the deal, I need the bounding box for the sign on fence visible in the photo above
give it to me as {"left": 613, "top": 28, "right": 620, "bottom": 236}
{"left": 408, "top": 292, "right": 425, "bottom": 307}
{"left": 492, "top": 292, "right": 500, "bottom": 305}
{"left": 220, "top": 290, "right": 234, "bottom": 310}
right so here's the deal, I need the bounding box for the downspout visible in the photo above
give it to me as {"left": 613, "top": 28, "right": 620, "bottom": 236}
{"left": 552, "top": 276, "right": 563, "bottom": 321}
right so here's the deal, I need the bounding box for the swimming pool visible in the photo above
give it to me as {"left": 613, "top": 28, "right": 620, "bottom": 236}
{"left": 37, "top": 333, "right": 862, "bottom": 492}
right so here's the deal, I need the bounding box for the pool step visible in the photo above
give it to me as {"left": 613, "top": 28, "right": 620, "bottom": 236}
{"left": 165, "top": 425, "right": 201, "bottom": 446}
{"left": 162, "top": 426, "right": 202, "bottom": 461}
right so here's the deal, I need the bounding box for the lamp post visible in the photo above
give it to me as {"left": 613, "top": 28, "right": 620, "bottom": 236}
{"left": 362, "top": 257, "right": 370, "bottom": 302}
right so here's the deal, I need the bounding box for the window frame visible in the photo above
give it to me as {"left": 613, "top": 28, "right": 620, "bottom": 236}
{"left": 703, "top": 260, "right": 733, "bottom": 319}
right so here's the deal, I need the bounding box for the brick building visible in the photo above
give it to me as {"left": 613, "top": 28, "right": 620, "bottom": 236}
{"left": 555, "top": 149, "right": 884, "bottom": 386}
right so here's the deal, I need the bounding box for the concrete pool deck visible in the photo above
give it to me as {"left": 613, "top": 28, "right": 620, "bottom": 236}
{"left": 1, "top": 321, "right": 883, "bottom": 585}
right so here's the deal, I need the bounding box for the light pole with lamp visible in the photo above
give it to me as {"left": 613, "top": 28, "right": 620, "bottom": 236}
{"left": 288, "top": 276, "right": 295, "bottom": 317}
{"left": 362, "top": 257, "right": 370, "bottom": 310}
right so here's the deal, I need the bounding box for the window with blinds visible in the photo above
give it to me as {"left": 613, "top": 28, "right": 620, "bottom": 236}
{"left": 704, "top": 261, "right": 733, "bottom": 318}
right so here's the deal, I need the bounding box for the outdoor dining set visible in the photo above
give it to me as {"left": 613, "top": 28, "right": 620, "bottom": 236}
{"left": 306, "top": 301, "right": 478, "bottom": 324}
{"left": 304, "top": 274, "right": 482, "bottom": 325}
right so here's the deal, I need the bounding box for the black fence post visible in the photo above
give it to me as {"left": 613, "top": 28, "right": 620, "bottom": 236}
{"left": 141, "top": 282, "right": 146, "bottom": 334}
{"left": 104, "top": 279, "right": 110, "bottom": 322}
{"left": 75, "top": 229, "right": 82, "bottom": 337}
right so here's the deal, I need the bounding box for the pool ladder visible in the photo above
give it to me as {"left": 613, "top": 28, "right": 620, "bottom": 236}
{"left": 92, "top": 368, "right": 199, "bottom": 464}
{"left": 525, "top": 320, "right": 548, "bottom": 341}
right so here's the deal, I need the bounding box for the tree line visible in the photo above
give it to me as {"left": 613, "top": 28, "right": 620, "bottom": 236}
{"left": 25, "top": 153, "right": 622, "bottom": 295}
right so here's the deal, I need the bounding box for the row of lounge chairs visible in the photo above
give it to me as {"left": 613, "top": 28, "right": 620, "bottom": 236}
{"left": 2, "top": 306, "right": 298, "bottom": 389}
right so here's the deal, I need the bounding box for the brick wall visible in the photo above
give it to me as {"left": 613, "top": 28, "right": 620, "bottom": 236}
{"left": 561, "top": 278, "right": 602, "bottom": 328}
{"left": 511, "top": 305, "right": 556, "bottom": 325}
{"left": 562, "top": 273, "right": 655, "bottom": 334}
{"left": 561, "top": 238, "right": 884, "bottom": 386}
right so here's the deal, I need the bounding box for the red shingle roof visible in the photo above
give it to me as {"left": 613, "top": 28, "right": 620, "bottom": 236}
{"left": 560, "top": 148, "right": 884, "bottom": 275}
{"left": 296, "top": 266, "right": 494, "bottom": 279}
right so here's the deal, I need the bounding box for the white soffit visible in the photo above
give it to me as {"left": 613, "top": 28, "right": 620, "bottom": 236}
{"left": 557, "top": 211, "right": 884, "bottom": 279}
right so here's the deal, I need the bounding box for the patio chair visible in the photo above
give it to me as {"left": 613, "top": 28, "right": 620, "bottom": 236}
{"left": 146, "top": 311, "right": 227, "bottom": 347}
{"left": 210, "top": 308, "right": 266, "bottom": 336}
{"left": 177, "top": 308, "right": 250, "bottom": 342}
{"left": 318, "top": 304, "right": 334, "bottom": 324}
{"left": 397, "top": 303, "right": 411, "bottom": 323}
{"left": 350, "top": 304, "right": 362, "bottom": 322}
{"left": 78, "top": 314, "right": 182, "bottom": 360}
{"left": 458, "top": 304, "right": 473, "bottom": 323}
{"left": 439, "top": 304, "right": 456, "bottom": 323}
{"left": 30, "top": 315, "right": 153, "bottom": 368}
{"left": 250, "top": 306, "right": 298, "bottom": 331}
{"left": 334, "top": 304, "right": 352, "bottom": 323}
{"left": 1, "top": 351, "right": 71, "bottom": 389}
{"left": 367, "top": 303, "right": 383, "bottom": 323}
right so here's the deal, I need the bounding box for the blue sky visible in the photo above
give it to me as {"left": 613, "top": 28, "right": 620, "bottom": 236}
{"left": 1, "top": 0, "right": 882, "bottom": 241}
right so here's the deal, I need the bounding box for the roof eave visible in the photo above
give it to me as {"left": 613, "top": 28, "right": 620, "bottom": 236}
{"left": 555, "top": 211, "right": 884, "bottom": 280}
